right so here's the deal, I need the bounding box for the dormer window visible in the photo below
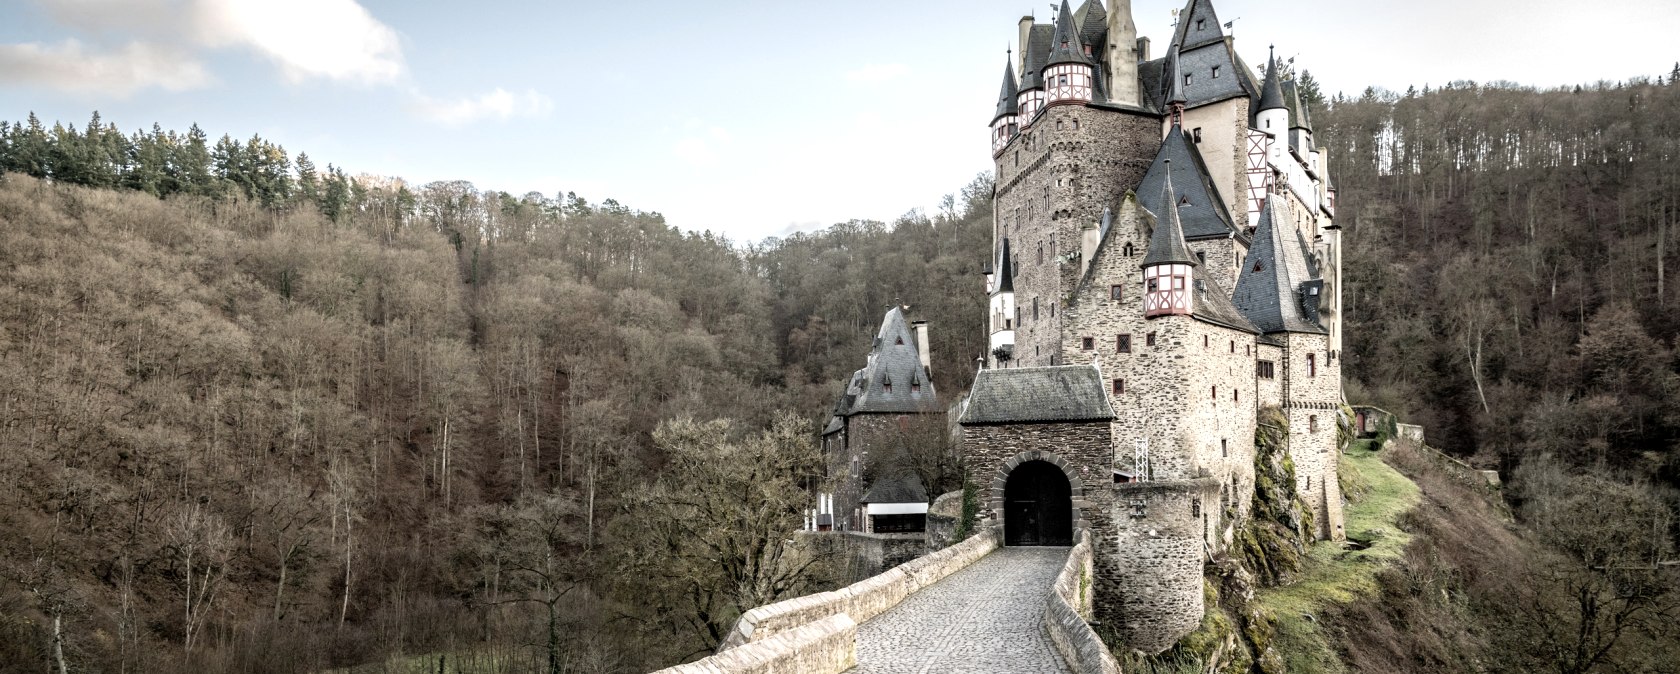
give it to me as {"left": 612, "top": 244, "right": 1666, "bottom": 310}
{"left": 1184, "top": 73, "right": 1193, "bottom": 86}
{"left": 911, "top": 379, "right": 922, "bottom": 393}
{"left": 1180, "top": 195, "right": 1191, "bottom": 206}
{"left": 1212, "top": 65, "right": 1221, "bottom": 78}
{"left": 1197, "top": 19, "right": 1206, "bottom": 30}
{"left": 882, "top": 377, "right": 892, "bottom": 393}
{"left": 895, "top": 336, "right": 903, "bottom": 345}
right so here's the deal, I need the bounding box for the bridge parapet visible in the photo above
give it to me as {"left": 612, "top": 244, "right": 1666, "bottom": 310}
{"left": 1046, "top": 529, "right": 1125, "bottom": 674}
{"left": 721, "top": 526, "right": 1002, "bottom": 650}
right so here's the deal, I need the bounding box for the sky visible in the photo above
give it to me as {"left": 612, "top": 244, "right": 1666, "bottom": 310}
{"left": 1, "top": 0, "right": 1676, "bottom": 243}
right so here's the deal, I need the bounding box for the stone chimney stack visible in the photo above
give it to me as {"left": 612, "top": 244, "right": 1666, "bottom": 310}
{"left": 1106, "top": 0, "right": 1139, "bottom": 105}
{"left": 1017, "top": 16, "right": 1035, "bottom": 76}
{"left": 912, "top": 321, "right": 932, "bottom": 378}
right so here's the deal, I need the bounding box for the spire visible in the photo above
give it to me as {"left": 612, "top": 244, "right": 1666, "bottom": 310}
{"left": 1142, "top": 161, "right": 1198, "bottom": 268}
{"left": 996, "top": 238, "right": 1016, "bottom": 293}
{"left": 993, "top": 54, "right": 1020, "bottom": 122}
{"left": 1166, "top": 47, "right": 1187, "bottom": 108}
{"left": 1258, "top": 45, "right": 1286, "bottom": 112}
{"left": 1045, "top": 1, "right": 1088, "bottom": 67}
{"left": 1232, "top": 192, "right": 1328, "bottom": 334}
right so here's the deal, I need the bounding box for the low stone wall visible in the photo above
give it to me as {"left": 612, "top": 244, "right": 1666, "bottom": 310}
{"left": 1045, "top": 530, "right": 1123, "bottom": 674}
{"left": 651, "top": 614, "right": 857, "bottom": 674}
{"left": 1395, "top": 423, "right": 1425, "bottom": 444}
{"left": 924, "top": 490, "right": 963, "bottom": 551}
{"left": 721, "top": 527, "right": 1001, "bottom": 650}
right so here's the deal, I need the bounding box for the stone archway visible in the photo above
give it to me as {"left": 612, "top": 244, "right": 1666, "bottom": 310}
{"left": 1001, "top": 459, "right": 1075, "bottom": 546}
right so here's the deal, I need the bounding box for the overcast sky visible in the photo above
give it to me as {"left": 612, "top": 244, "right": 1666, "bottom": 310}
{"left": 1, "top": 0, "right": 1675, "bottom": 242}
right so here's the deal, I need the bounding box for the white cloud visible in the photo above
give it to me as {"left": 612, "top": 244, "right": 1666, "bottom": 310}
{"left": 0, "top": 39, "right": 211, "bottom": 96}
{"left": 845, "top": 63, "right": 910, "bottom": 83}
{"left": 193, "top": 0, "right": 404, "bottom": 84}
{"left": 413, "top": 88, "right": 554, "bottom": 126}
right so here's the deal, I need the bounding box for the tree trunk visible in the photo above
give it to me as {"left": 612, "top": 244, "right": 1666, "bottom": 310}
{"left": 51, "top": 611, "right": 68, "bottom": 674}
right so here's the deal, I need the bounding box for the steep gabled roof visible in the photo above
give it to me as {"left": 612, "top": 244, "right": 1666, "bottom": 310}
{"left": 1045, "top": 1, "right": 1089, "bottom": 67}
{"left": 1171, "top": 0, "right": 1226, "bottom": 51}
{"left": 1142, "top": 161, "right": 1199, "bottom": 267}
{"left": 1137, "top": 125, "right": 1240, "bottom": 241}
{"left": 993, "top": 56, "right": 1020, "bottom": 121}
{"left": 1139, "top": 41, "right": 1254, "bottom": 112}
{"left": 958, "top": 365, "right": 1115, "bottom": 425}
{"left": 1074, "top": 195, "right": 1258, "bottom": 334}
{"left": 846, "top": 306, "right": 942, "bottom": 413}
{"left": 1232, "top": 195, "right": 1328, "bottom": 334}
{"left": 861, "top": 473, "right": 928, "bottom": 505}
{"left": 1166, "top": 47, "right": 1186, "bottom": 105}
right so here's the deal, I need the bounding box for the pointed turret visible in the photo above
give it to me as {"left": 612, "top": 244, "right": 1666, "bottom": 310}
{"left": 991, "top": 55, "right": 1021, "bottom": 154}
{"left": 1256, "top": 46, "right": 1289, "bottom": 134}
{"left": 1017, "top": 22, "right": 1052, "bottom": 124}
{"left": 1044, "top": 1, "right": 1096, "bottom": 107}
{"left": 989, "top": 239, "right": 1017, "bottom": 365}
{"left": 1165, "top": 47, "right": 1186, "bottom": 125}
{"left": 1232, "top": 193, "right": 1327, "bottom": 334}
{"left": 1046, "top": 1, "right": 1087, "bottom": 66}
{"left": 1143, "top": 165, "right": 1198, "bottom": 269}
{"left": 1142, "top": 162, "right": 1198, "bottom": 318}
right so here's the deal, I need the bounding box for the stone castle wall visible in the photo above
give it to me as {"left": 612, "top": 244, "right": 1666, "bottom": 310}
{"left": 995, "top": 105, "right": 1160, "bottom": 368}
{"left": 1282, "top": 331, "right": 1344, "bottom": 540}
{"left": 1177, "top": 97, "right": 1253, "bottom": 229}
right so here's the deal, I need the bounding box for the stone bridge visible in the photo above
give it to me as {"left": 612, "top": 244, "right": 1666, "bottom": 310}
{"left": 652, "top": 528, "right": 1121, "bottom": 674}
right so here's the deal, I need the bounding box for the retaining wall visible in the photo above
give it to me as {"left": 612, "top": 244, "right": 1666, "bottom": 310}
{"left": 1045, "top": 530, "right": 1124, "bottom": 674}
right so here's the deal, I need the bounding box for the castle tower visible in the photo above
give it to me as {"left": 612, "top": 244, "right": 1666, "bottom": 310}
{"left": 991, "top": 55, "right": 1020, "bottom": 155}
{"left": 1043, "top": 1, "right": 1095, "bottom": 107}
{"left": 989, "top": 239, "right": 1017, "bottom": 366}
{"left": 1255, "top": 46, "right": 1289, "bottom": 135}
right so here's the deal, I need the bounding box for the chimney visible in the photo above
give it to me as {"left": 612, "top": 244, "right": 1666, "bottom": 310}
{"left": 911, "top": 321, "right": 932, "bottom": 378}
{"left": 1136, "top": 36, "right": 1150, "bottom": 63}
{"left": 1106, "top": 0, "right": 1140, "bottom": 105}
{"left": 1018, "top": 16, "right": 1035, "bottom": 76}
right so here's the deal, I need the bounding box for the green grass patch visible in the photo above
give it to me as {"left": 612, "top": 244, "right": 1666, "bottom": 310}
{"left": 1253, "top": 443, "right": 1421, "bottom": 673}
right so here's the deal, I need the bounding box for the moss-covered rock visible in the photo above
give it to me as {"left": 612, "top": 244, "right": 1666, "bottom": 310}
{"left": 1242, "top": 407, "right": 1312, "bottom": 586}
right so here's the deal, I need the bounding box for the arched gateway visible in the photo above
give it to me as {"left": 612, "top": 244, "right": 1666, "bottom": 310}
{"left": 1003, "top": 460, "right": 1074, "bottom": 546}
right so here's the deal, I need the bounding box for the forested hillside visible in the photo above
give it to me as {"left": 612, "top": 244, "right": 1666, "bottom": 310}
{"left": 3, "top": 71, "right": 1680, "bottom": 673}
{"left": 0, "top": 115, "right": 992, "bottom": 672}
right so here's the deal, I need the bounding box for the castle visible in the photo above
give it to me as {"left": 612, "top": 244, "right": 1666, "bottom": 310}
{"left": 817, "top": 0, "right": 1346, "bottom": 655}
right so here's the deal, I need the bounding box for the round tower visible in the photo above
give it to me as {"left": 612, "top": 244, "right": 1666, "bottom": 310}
{"left": 991, "top": 54, "right": 1020, "bottom": 155}
{"left": 1256, "top": 46, "right": 1290, "bottom": 135}
{"left": 1142, "top": 161, "right": 1198, "bottom": 318}
{"left": 1043, "top": 1, "right": 1094, "bottom": 107}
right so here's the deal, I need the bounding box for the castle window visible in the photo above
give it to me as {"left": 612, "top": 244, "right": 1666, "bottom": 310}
{"left": 1234, "top": 389, "right": 1239, "bottom": 402}
{"left": 1306, "top": 475, "right": 1312, "bottom": 489}
{"left": 1073, "top": 118, "right": 1080, "bottom": 130}
{"left": 1309, "top": 415, "right": 1319, "bottom": 433}
{"left": 1197, "top": 19, "right": 1205, "bottom": 30}
{"left": 1212, "top": 65, "right": 1221, "bottom": 78}
{"left": 1257, "top": 360, "right": 1275, "bottom": 379}
{"left": 1111, "top": 285, "right": 1124, "bottom": 301}
{"left": 1050, "top": 302, "right": 1056, "bottom": 318}
{"left": 1211, "top": 385, "right": 1217, "bottom": 399}
{"left": 1203, "top": 335, "right": 1209, "bottom": 348}
{"left": 1015, "top": 307, "right": 1021, "bottom": 326}
{"left": 1123, "top": 243, "right": 1135, "bottom": 257}
{"left": 1113, "top": 378, "right": 1125, "bottom": 395}
{"left": 1038, "top": 243, "right": 1044, "bottom": 265}
{"left": 1117, "top": 334, "right": 1132, "bottom": 353}
{"left": 1196, "top": 251, "right": 1205, "bottom": 264}
{"left": 882, "top": 378, "right": 892, "bottom": 393}
{"left": 1192, "top": 499, "right": 1201, "bottom": 517}
{"left": 1147, "top": 278, "right": 1159, "bottom": 292}
{"left": 1081, "top": 337, "right": 1094, "bottom": 350}
{"left": 1230, "top": 340, "right": 1236, "bottom": 353}
{"left": 1184, "top": 73, "right": 1193, "bottom": 86}
{"left": 1246, "top": 345, "right": 1251, "bottom": 356}
{"left": 1050, "top": 240, "right": 1056, "bottom": 258}
{"left": 1033, "top": 298, "right": 1039, "bottom": 320}
{"left": 1057, "top": 120, "right": 1063, "bottom": 130}
{"left": 1308, "top": 353, "right": 1317, "bottom": 377}
{"left": 911, "top": 380, "right": 921, "bottom": 393}
{"left": 1254, "top": 261, "right": 1265, "bottom": 272}
{"left": 1147, "top": 332, "right": 1157, "bottom": 347}
{"left": 895, "top": 336, "right": 903, "bottom": 345}
{"left": 1222, "top": 439, "right": 1228, "bottom": 457}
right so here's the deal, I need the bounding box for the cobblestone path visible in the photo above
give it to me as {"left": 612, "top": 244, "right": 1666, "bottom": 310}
{"left": 848, "top": 546, "right": 1072, "bottom": 674}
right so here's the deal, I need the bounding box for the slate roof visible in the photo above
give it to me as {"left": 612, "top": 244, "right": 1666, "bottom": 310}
{"left": 1137, "top": 125, "right": 1241, "bottom": 241}
{"left": 1139, "top": 41, "right": 1254, "bottom": 112}
{"left": 1170, "top": 0, "right": 1226, "bottom": 52}
{"left": 1232, "top": 195, "right": 1329, "bottom": 334}
{"left": 1046, "top": 1, "right": 1089, "bottom": 67}
{"left": 1191, "top": 273, "right": 1259, "bottom": 334}
{"left": 958, "top": 365, "right": 1115, "bottom": 425}
{"left": 1165, "top": 47, "right": 1186, "bottom": 105}
{"left": 1142, "top": 163, "right": 1199, "bottom": 267}
{"left": 1020, "top": 24, "right": 1055, "bottom": 91}
{"left": 1258, "top": 48, "right": 1286, "bottom": 112}
{"left": 845, "top": 306, "right": 943, "bottom": 413}
{"left": 993, "top": 57, "right": 1020, "bottom": 122}
{"left": 1075, "top": 0, "right": 1108, "bottom": 53}
{"left": 861, "top": 473, "right": 928, "bottom": 505}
